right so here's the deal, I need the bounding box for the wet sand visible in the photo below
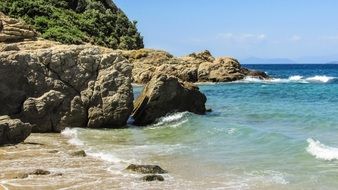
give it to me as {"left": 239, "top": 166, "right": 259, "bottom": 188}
{"left": 0, "top": 134, "right": 121, "bottom": 190}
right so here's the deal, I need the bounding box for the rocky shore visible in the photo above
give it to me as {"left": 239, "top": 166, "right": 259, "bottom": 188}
{"left": 0, "top": 13, "right": 270, "bottom": 146}
{"left": 0, "top": 12, "right": 269, "bottom": 188}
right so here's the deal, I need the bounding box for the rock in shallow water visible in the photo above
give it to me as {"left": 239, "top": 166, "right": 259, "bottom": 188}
{"left": 0, "top": 115, "right": 31, "bottom": 146}
{"left": 142, "top": 175, "right": 165, "bottom": 182}
{"left": 132, "top": 74, "right": 207, "bottom": 126}
{"left": 70, "top": 150, "right": 87, "bottom": 157}
{"left": 126, "top": 164, "right": 168, "bottom": 174}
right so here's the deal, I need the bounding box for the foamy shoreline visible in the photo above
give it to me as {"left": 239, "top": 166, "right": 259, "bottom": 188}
{"left": 0, "top": 134, "right": 122, "bottom": 189}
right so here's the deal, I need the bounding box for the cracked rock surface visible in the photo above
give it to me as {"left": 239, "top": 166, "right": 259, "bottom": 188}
{"left": 0, "top": 40, "right": 134, "bottom": 132}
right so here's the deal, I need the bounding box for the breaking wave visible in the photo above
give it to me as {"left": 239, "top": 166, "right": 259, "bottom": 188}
{"left": 306, "top": 138, "right": 338, "bottom": 161}
{"left": 152, "top": 112, "right": 189, "bottom": 127}
{"left": 241, "top": 75, "right": 336, "bottom": 84}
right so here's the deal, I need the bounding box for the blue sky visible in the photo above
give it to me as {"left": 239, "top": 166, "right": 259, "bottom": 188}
{"left": 114, "top": 0, "right": 338, "bottom": 62}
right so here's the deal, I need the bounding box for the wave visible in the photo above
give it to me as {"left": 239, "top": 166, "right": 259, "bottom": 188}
{"left": 306, "top": 138, "right": 338, "bottom": 161}
{"left": 152, "top": 112, "right": 189, "bottom": 127}
{"left": 61, "top": 128, "right": 84, "bottom": 146}
{"left": 241, "top": 75, "right": 336, "bottom": 84}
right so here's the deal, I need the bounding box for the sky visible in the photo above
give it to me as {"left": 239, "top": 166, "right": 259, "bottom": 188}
{"left": 114, "top": 0, "right": 338, "bottom": 63}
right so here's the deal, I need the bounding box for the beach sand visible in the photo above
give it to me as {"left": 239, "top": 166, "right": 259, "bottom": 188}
{"left": 0, "top": 134, "right": 121, "bottom": 190}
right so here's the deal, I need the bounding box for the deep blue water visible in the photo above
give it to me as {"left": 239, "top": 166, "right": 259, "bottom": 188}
{"left": 66, "top": 64, "right": 338, "bottom": 189}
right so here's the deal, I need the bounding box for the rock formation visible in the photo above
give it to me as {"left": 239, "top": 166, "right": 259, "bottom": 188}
{"left": 0, "top": 38, "right": 134, "bottom": 132}
{"left": 0, "top": 115, "right": 31, "bottom": 145}
{"left": 0, "top": 12, "right": 38, "bottom": 42}
{"left": 132, "top": 75, "right": 207, "bottom": 125}
{"left": 119, "top": 49, "right": 270, "bottom": 84}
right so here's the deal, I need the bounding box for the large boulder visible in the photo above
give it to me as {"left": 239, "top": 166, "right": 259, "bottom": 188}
{"left": 198, "top": 57, "right": 246, "bottom": 82}
{"left": 0, "top": 41, "right": 134, "bottom": 132}
{"left": 0, "top": 12, "right": 38, "bottom": 42}
{"left": 132, "top": 75, "right": 206, "bottom": 125}
{"left": 0, "top": 115, "right": 31, "bottom": 145}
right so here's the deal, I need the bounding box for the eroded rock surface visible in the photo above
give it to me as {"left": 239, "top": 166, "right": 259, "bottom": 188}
{"left": 0, "top": 115, "right": 31, "bottom": 145}
{"left": 0, "top": 41, "right": 134, "bottom": 132}
{"left": 132, "top": 75, "right": 206, "bottom": 125}
{"left": 119, "top": 49, "right": 269, "bottom": 84}
{"left": 0, "top": 12, "right": 38, "bottom": 42}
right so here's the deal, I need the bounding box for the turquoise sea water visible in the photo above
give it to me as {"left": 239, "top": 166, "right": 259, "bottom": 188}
{"left": 63, "top": 64, "right": 338, "bottom": 189}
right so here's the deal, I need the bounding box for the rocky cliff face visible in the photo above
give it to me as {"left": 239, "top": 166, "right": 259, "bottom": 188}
{"left": 0, "top": 39, "right": 134, "bottom": 132}
{"left": 119, "top": 49, "right": 269, "bottom": 84}
{"left": 0, "top": 12, "right": 38, "bottom": 43}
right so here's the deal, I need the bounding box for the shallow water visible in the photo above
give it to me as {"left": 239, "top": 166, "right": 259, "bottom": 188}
{"left": 63, "top": 64, "right": 338, "bottom": 189}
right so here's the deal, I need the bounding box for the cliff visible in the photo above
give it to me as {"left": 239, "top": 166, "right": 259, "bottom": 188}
{"left": 0, "top": 0, "right": 143, "bottom": 49}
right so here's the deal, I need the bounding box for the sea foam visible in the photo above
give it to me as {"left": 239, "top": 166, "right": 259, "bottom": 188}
{"left": 152, "top": 112, "right": 189, "bottom": 127}
{"left": 61, "top": 128, "right": 84, "bottom": 146}
{"left": 241, "top": 75, "right": 336, "bottom": 84}
{"left": 306, "top": 138, "right": 338, "bottom": 161}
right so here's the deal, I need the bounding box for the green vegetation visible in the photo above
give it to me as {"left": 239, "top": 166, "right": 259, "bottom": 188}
{"left": 0, "top": 0, "right": 144, "bottom": 49}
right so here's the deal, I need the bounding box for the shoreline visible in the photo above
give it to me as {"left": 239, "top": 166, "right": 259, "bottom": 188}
{"left": 0, "top": 133, "right": 122, "bottom": 189}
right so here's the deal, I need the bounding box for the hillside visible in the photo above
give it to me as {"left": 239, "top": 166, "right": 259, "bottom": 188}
{"left": 0, "top": 0, "right": 143, "bottom": 50}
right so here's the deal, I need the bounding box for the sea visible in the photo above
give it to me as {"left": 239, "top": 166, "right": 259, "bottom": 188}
{"left": 62, "top": 64, "right": 338, "bottom": 190}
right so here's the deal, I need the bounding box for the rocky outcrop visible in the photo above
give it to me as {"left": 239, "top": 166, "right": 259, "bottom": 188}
{"left": 119, "top": 49, "right": 269, "bottom": 84}
{"left": 132, "top": 75, "right": 206, "bottom": 125}
{"left": 0, "top": 40, "right": 134, "bottom": 132}
{"left": 0, "top": 115, "right": 32, "bottom": 145}
{"left": 0, "top": 12, "right": 38, "bottom": 42}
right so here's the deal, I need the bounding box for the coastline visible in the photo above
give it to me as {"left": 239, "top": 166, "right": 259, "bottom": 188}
{"left": 0, "top": 133, "right": 122, "bottom": 190}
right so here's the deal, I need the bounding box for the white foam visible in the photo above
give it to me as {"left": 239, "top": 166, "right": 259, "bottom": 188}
{"left": 289, "top": 75, "right": 303, "bottom": 80}
{"left": 307, "top": 138, "right": 338, "bottom": 161}
{"left": 241, "top": 75, "right": 335, "bottom": 84}
{"left": 61, "top": 128, "right": 84, "bottom": 146}
{"left": 87, "top": 152, "right": 122, "bottom": 163}
{"left": 306, "top": 75, "right": 335, "bottom": 83}
{"left": 153, "top": 112, "right": 189, "bottom": 127}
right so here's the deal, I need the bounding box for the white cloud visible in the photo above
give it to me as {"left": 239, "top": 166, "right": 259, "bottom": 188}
{"left": 290, "top": 35, "right": 302, "bottom": 42}
{"left": 217, "top": 33, "right": 267, "bottom": 43}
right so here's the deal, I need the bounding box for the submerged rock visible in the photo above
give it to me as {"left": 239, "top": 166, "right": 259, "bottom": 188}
{"left": 132, "top": 75, "right": 207, "bottom": 125}
{"left": 29, "top": 169, "right": 51, "bottom": 175}
{"left": 0, "top": 115, "right": 31, "bottom": 146}
{"left": 70, "top": 150, "right": 87, "bottom": 157}
{"left": 142, "top": 175, "right": 165, "bottom": 182}
{"left": 126, "top": 164, "right": 168, "bottom": 174}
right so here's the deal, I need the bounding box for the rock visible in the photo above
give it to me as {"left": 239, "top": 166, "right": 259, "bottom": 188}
{"left": 13, "top": 173, "right": 29, "bottom": 179}
{"left": 29, "top": 169, "right": 50, "bottom": 175}
{"left": 132, "top": 74, "right": 206, "bottom": 125}
{"left": 48, "top": 150, "right": 59, "bottom": 153}
{"left": 0, "top": 39, "right": 134, "bottom": 132}
{"left": 198, "top": 57, "right": 246, "bottom": 82}
{"left": 0, "top": 12, "right": 38, "bottom": 42}
{"left": 126, "top": 164, "right": 168, "bottom": 174}
{"left": 247, "top": 70, "right": 270, "bottom": 79}
{"left": 120, "top": 49, "right": 269, "bottom": 84}
{"left": 70, "top": 150, "right": 86, "bottom": 157}
{"left": 0, "top": 115, "right": 31, "bottom": 146}
{"left": 142, "top": 175, "right": 165, "bottom": 182}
